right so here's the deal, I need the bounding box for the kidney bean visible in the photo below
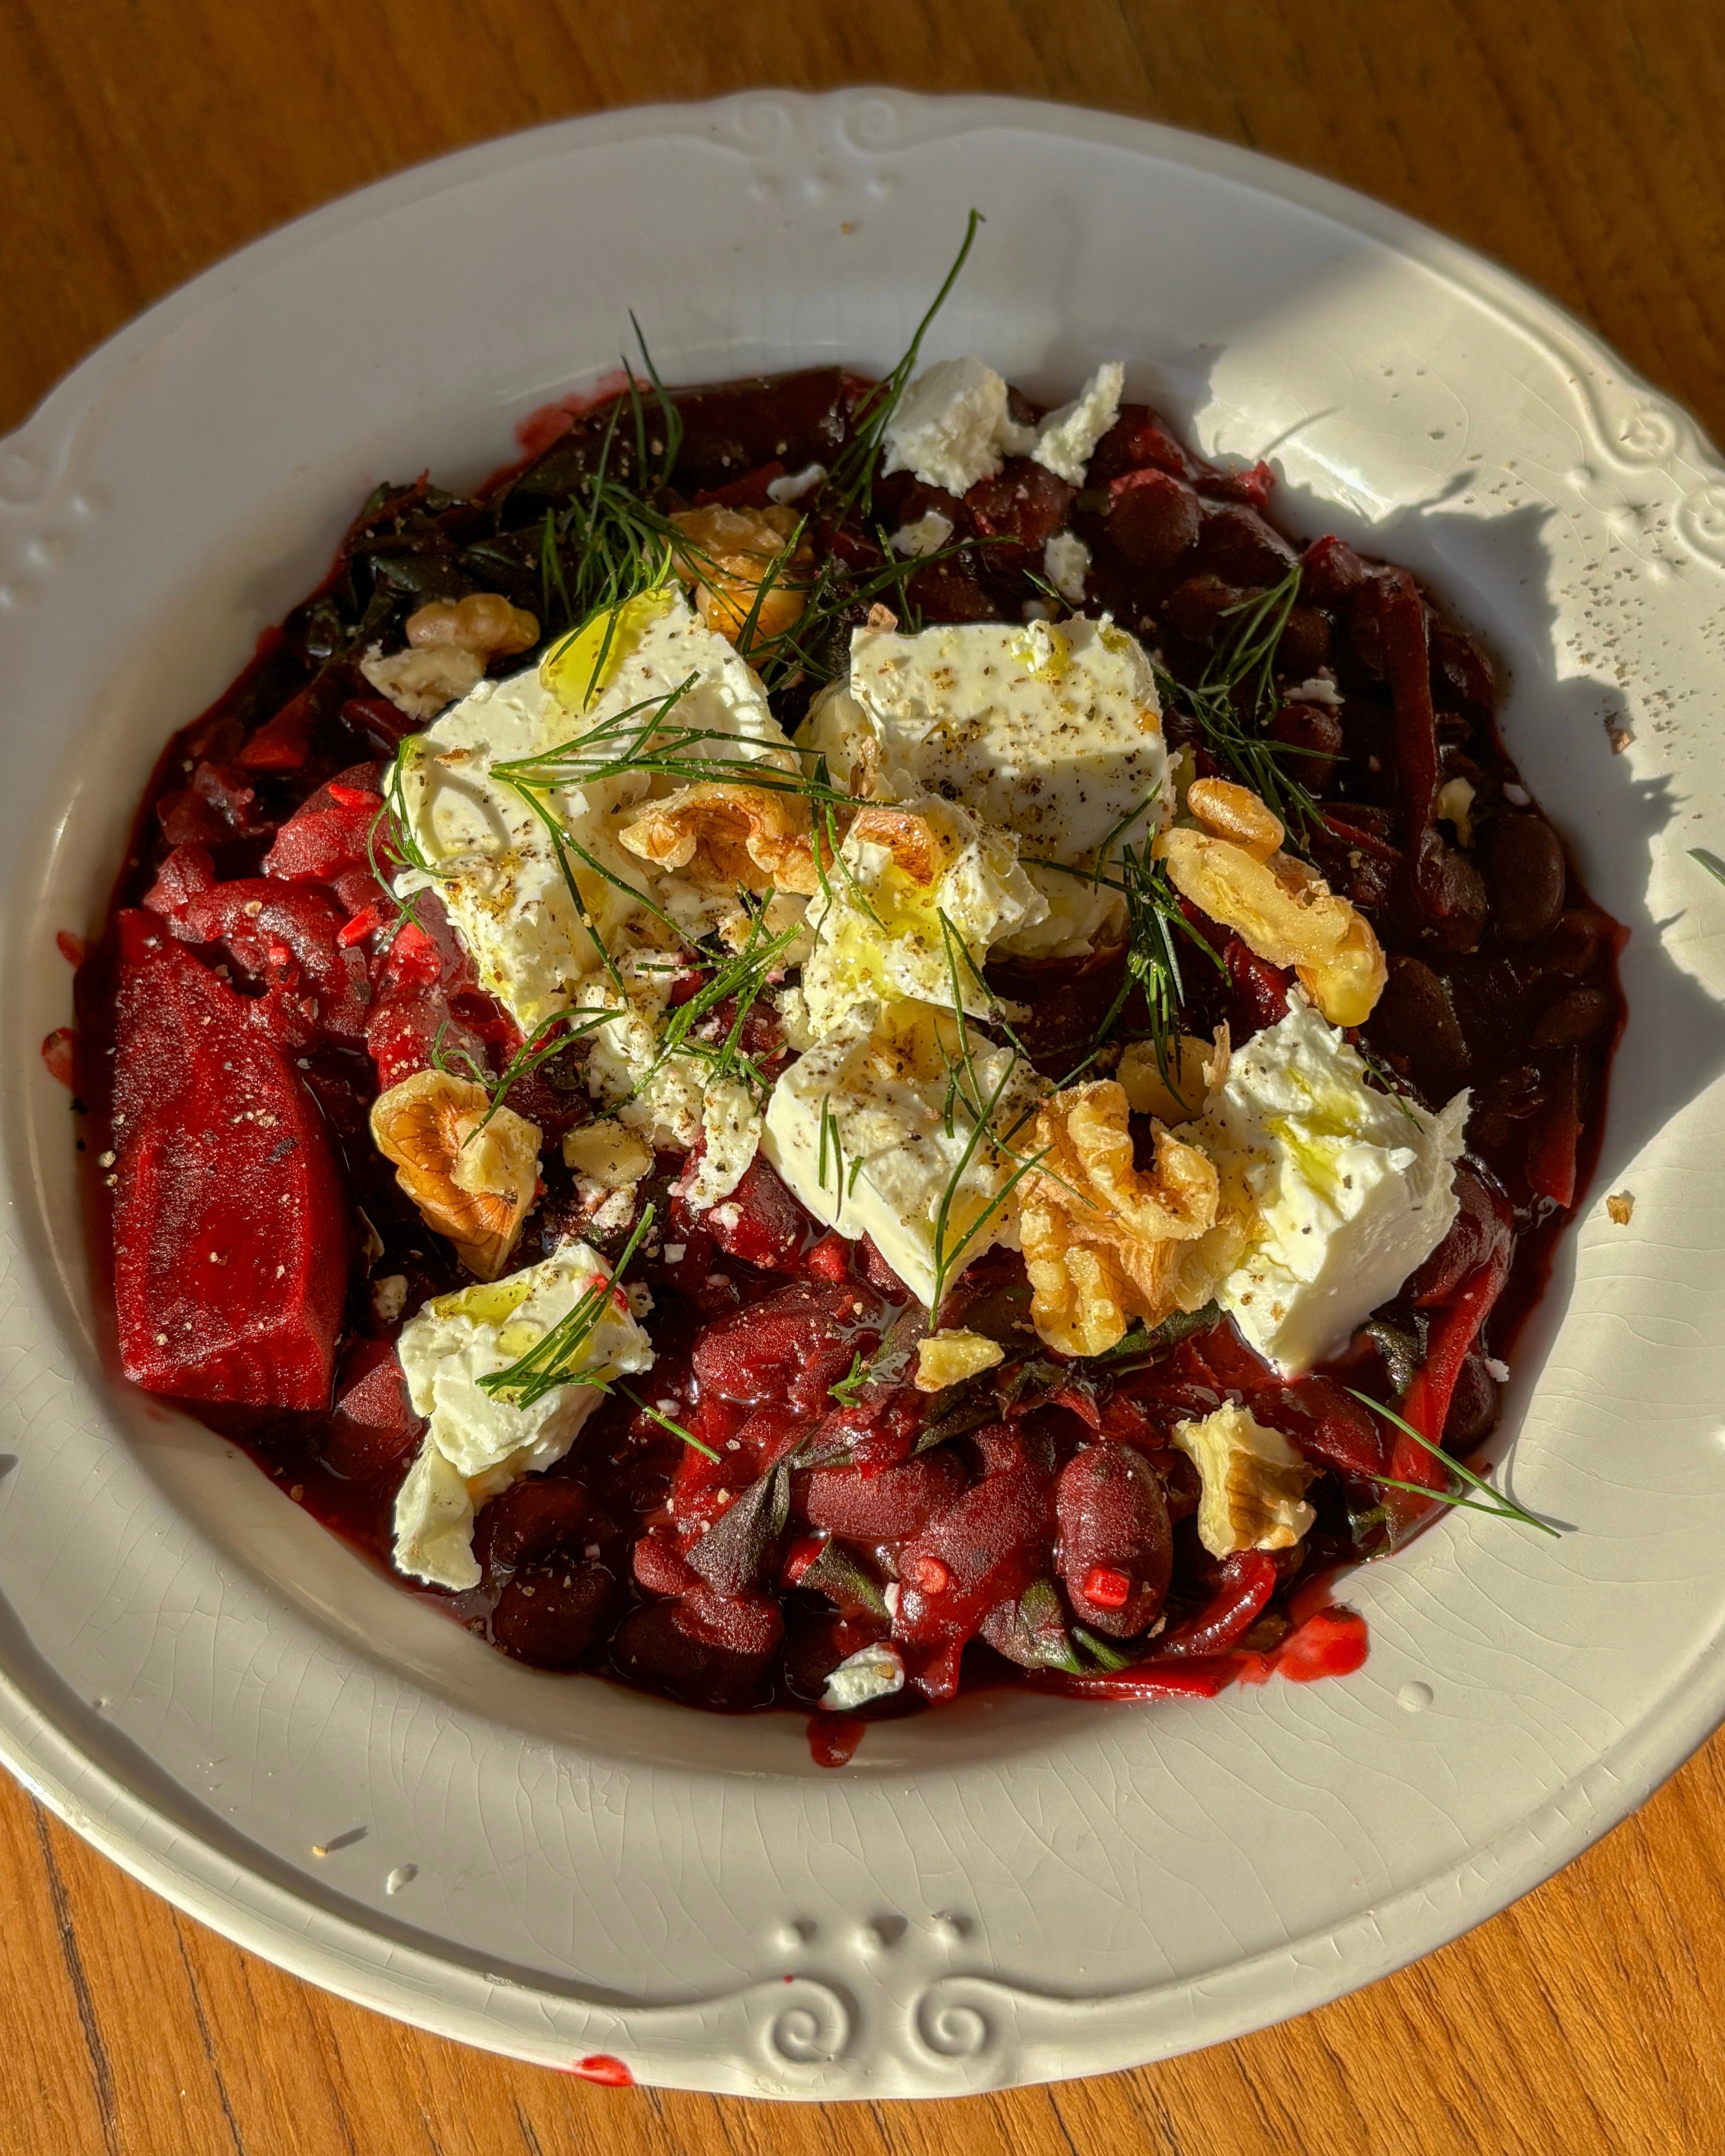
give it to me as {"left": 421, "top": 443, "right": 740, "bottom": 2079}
{"left": 1364, "top": 955, "right": 1472, "bottom": 1102}
{"left": 1410, "top": 1163, "right": 1514, "bottom": 1306}
{"left": 1054, "top": 1443, "right": 1173, "bottom": 1637}
{"left": 1532, "top": 986, "right": 1615, "bottom": 1046}
{"left": 1106, "top": 468, "right": 1201, "bottom": 568}
{"left": 1270, "top": 698, "right": 1343, "bottom": 787}
{"left": 780, "top": 1611, "right": 886, "bottom": 1704}
{"left": 1430, "top": 622, "right": 1496, "bottom": 717}
{"left": 1443, "top": 1350, "right": 1502, "bottom": 1449}
{"left": 1197, "top": 503, "right": 1295, "bottom": 584}
{"left": 1257, "top": 1379, "right": 1389, "bottom": 1482}
{"left": 965, "top": 460, "right": 1076, "bottom": 557}
{"left": 1222, "top": 935, "right": 1292, "bottom": 1034}
{"left": 492, "top": 1560, "right": 618, "bottom": 1669}
{"left": 1088, "top": 405, "right": 1206, "bottom": 487}
{"left": 1162, "top": 572, "right": 1251, "bottom": 646}
{"left": 610, "top": 1591, "right": 784, "bottom": 1709}
{"left": 1276, "top": 605, "right": 1333, "bottom": 679}
{"left": 477, "top": 1477, "right": 602, "bottom": 1576}
{"left": 1525, "top": 1048, "right": 1581, "bottom": 1207}
{"left": 668, "top": 368, "right": 848, "bottom": 488}
{"left": 1484, "top": 814, "right": 1568, "bottom": 942}
{"left": 1301, "top": 533, "right": 1371, "bottom": 604}
{"left": 1410, "top": 828, "right": 1488, "bottom": 952}
{"left": 803, "top": 1449, "right": 967, "bottom": 1542}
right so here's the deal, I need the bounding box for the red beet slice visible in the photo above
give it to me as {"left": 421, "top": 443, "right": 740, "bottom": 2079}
{"left": 111, "top": 910, "right": 349, "bottom": 1408}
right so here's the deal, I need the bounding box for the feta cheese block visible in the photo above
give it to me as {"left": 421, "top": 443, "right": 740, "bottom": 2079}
{"left": 880, "top": 356, "right": 1036, "bottom": 496}
{"left": 821, "top": 1641, "right": 906, "bottom": 1712}
{"left": 399, "top": 589, "right": 792, "bottom": 1032}
{"left": 799, "top": 614, "right": 1170, "bottom": 958}
{"left": 1192, "top": 997, "right": 1469, "bottom": 1375}
{"left": 1030, "top": 362, "right": 1125, "bottom": 484}
{"left": 679, "top": 1075, "right": 764, "bottom": 1212}
{"left": 762, "top": 999, "right": 1045, "bottom": 1307}
{"left": 800, "top": 793, "right": 1047, "bottom": 1040}
{"left": 392, "top": 1243, "right": 656, "bottom": 1590}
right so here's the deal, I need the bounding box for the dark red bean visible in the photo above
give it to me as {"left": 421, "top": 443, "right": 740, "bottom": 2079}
{"left": 477, "top": 1477, "right": 602, "bottom": 1576}
{"left": 965, "top": 460, "right": 1076, "bottom": 556}
{"left": 491, "top": 1559, "right": 617, "bottom": 1669}
{"left": 1269, "top": 699, "right": 1343, "bottom": 787}
{"left": 706, "top": 1156, "right": 807, "bottom": 1271}
{"left": 1196, "top": 503, "right": 1295, "bottom": 584}
{"left": 1443, "top": 1351, "right": 1502, "bottom": 1449}
{"left": 1162, "top": 572, "right": 1250, "bottom": 645}
{"left": 1409, "top": 1163, "right": 1514, "bottom": 1306}
{"left": 1430, "top": 622, "right": 1496, "bottom": 717}
{"left": 1484, "top": 814, "right": 1567, "bottom": 942}
{"left": 610, "top": 1593, "right": 783, "bottom": 1709}
{"left": 1301, "top": 533, "right": 1372, "bottom": 604}
{"left": 1532, "top": 986, "right": 1615, "bottom": 1046}
{"left": 895, "top": 1446, "right": 1052, "bottom": 1648}
{"left": 691, "top": 1280, "right": 878, "bottom": 1408}
{"left": 1054, "top": 1443, "right": 1173, "bottom": 1638}
{"left": 1364, "top": 955, "right": 1473, "bottom": 1102}
{"left": 1276, "top": 605, "right": 1333, "bottom": 679}
{"left": 803, "top": 1450, "right": 967, "bottom": 1542}
{"left": 1107, "top": 468, "right": 1201, "bottom": 569}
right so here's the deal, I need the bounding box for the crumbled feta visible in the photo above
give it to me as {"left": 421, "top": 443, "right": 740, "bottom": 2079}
{"left": 800, "top": 614, "right": 1169, "bottom": 958}
{"left": 762, "top": 1000, "right": 1044, "bottom": 1307}
{"left": 800, "top": 793, "right": 1047, "bottom": 1040}
{"left": 890, "top": 510, "right": 956, "bottom": 559}
{"left": 767, "top": 461, "right": 827, "bottom": 504}
{"left": 1030, "top": 362, "right": 1124, "bottom": 484}
{"left": 401, "top": 591, "right": 792, "bottom": 1031}
{"left": 371, "top": 1273, "right": 409, "bottom": 1325}
{"left": 1171, "top": 1401, "right": 1316, "bottom": 1557}
{"left": 1042, "top": 530, "right": 1092, "bottom": 604}
{"left": 392, "top": 1244, "right": 655, "bottom": 1590}
{"left": 820, "top": 1640, "right": 905, "bottom": 1712}
{"left": 1191, "top": 998, "right": 1468, "bottom": 1374}
{"left": 1285, "top": 675, "right": 1344, "bottom": 708}
{"left": 680, "top": 1077, "right": 764, "bottom": 1211}
{"left": 881, "top": 357, "right": 1035, "bottom": 496}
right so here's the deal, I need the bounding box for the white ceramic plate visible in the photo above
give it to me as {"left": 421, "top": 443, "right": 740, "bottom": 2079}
{"left": 4, "top": 90, "right": 1725, "bottom": 2100}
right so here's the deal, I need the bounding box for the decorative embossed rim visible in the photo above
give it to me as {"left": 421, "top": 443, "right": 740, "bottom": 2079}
{"left": 2, "top": 89, "right": 1723, "bottom": 2097}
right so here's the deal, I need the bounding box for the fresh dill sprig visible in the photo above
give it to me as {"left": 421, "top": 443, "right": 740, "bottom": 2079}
{"left": 637, "top": 899, "right": 803, "bottom": 1101}
{"left": 616, "top": 1382, "right": 720, "bottom": 1462}
{"left": 826, "top": 209, "right": 984, "bottom": 521}
{"left": 1154, "top": 562, "right": 1322, "bottom": 835}
{"left": 1689, "top": 847, "right": 1725, "bottom": 889}
{"left": 817, "top": 1093, "right": 846, "bottom": 1218}
{"left": 927, "top": 1052, "right": 1050, "bottom": 1320}
{"left": 479, "top": 1205, "right": 656, "bottom": 1410}
{"left": 1351, "top": 1036, "right": 1421, "bottom": 1124}
{"left": 1345, "top": 1388, "right": 1560, "bottom": 1536}
{"left": 459, "top": 1005, "right": 617, "bottom": 1143}
{"left": 827, "top": 1349, "right": 872, "bottom": 1405}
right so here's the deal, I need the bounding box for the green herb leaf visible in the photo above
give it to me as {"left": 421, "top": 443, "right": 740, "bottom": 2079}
{"left": 1344, "top": 1387, "right": 1561, "bottom": 1536}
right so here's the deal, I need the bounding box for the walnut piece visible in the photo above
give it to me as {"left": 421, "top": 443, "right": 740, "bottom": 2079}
{"left": 405, "top": 592, "right": 539, "bottom": 657}
{"left": 1117, "top": 1026, "right": 1229, "bottom": 1124}
{"left": 670, "top": 503, "right": 815, "bottom": 652}
{"left": 1019, "top": 1080, "right": 1220, "bottom": 1357}
{"left": 913, "top": 1329, "right": 1005, "bottom": 1392}
{"left": 1162, "top": 779, "right": 1386, "bottom": 1026}
{"left": 370, "top": 1070, "right": 540, "bottom": 1280}
{"left": 616, "top": 781, "right": 821, "bottom": 895}
{"left": 1171, "top": 1401, "right": 1317, "bottom": 1557}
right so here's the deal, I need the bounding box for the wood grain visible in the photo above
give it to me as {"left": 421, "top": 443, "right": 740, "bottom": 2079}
{"left": 4, "top": 2, "right": 1725, "bottom": 2149}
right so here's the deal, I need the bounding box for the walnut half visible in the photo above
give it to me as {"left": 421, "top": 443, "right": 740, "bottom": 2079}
{"left": 1171, "top": 1401, "right": 1317, "bottom": 1557}
{"left": 1019, "top": 1080, "right": 1220, "bottom": 1358}
{"left": 370, "top": 1070, "right": 540, "bottom": 1280}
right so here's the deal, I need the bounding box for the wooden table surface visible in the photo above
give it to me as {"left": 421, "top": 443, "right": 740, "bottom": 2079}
{"left": 6, "top": 2, "right": 1725, "bottom": 2150}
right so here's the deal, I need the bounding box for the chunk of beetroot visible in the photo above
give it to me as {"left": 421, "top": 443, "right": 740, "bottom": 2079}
{"left": 173, "top": 880, "right": 372, "bottom": 1042}
{"left": 110, "top": 910, "right": 348, "bottom": 1408}
{"left": 691, "top": 1279, "right": 879, "bottom": 1410}
{"left": 707, "top": 1154, "right": 808, "bottom": 1271}
{"left": 477, "top": 1476, "right": 605, "bottom": 1575}
{"left": 264, "top": 768, "right": 387, "bottom": 884}
{"left": 610, "top": 1590, "right": 784, "bottom": 1709}
{"left": 321, "top": 1340, "right": 424, "bottom": 1481}
{"left": 803, "top": 1449, "right": 967, "bottom": 1542}
{"left": 1054, "top": 1443, "right": 1173, "bottom": 1637}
